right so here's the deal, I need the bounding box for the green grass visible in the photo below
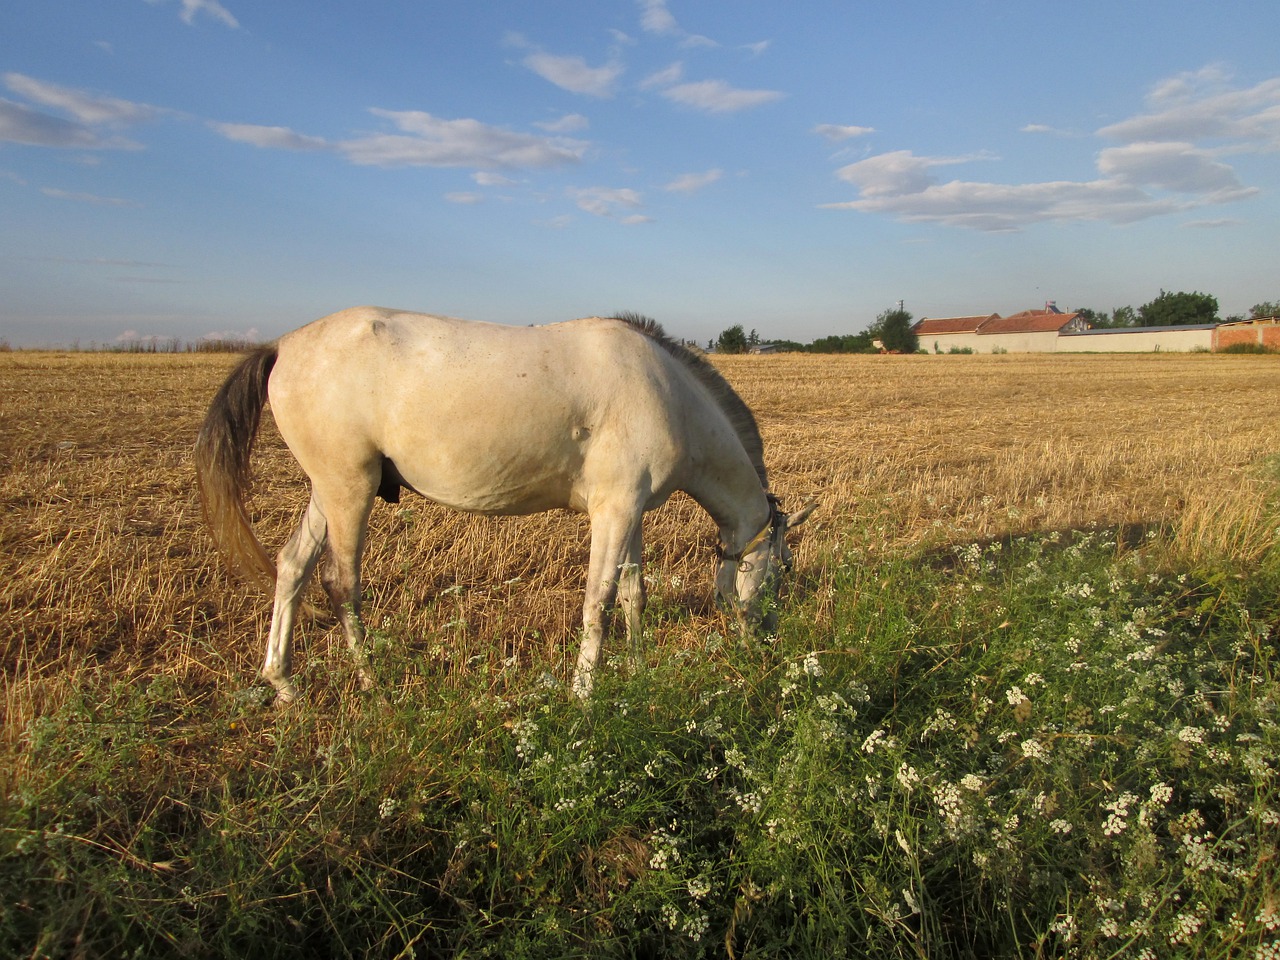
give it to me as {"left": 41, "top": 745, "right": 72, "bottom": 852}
{"left": 4, "top": 523, "right": 1278, "bottom": 958}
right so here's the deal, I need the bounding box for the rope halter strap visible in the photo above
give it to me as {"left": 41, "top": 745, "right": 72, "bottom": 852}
{"left": 717, "top": 494, "right": 788, "bottom": 571}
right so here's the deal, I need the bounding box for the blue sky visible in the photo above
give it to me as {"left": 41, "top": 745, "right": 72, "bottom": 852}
{"left": 2, "top": 1, "right": 1278, "bottom": 346}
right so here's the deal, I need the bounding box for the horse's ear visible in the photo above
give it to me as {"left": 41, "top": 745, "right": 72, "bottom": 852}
{"left": 786, "top": 500, "right": 819, "bottom": 529}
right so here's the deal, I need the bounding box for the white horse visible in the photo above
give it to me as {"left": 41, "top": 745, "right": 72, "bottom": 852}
{"left": 194, "top": 306, "right": 814, "bottom": 702}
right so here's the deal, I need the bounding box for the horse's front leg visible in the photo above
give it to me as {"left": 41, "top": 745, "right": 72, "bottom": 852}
{"left": 615, "top": 526, "right": 646, "bottom": 671}
{"left": 574, "top": 506, "right": 643, "bottom": 699}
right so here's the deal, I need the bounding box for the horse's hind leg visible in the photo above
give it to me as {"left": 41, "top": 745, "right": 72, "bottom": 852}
{"left": 262, "top": 496, "right": 327, "bottom": 704}
{"left": 316, "top": 481, "right": 378, "bottom": 691}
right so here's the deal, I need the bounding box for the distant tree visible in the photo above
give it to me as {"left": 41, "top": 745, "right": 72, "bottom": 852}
{"left": 716, "top": 324, "right": 748, "bottom": 354}
{"left": 1074, "top": 306, "right": 1136, "bottom": 329}
{"left": 808, "top": 332, "right": 875, "bottom": 353}
{"left": 765, "top": 339, "right": 806, "bottom": 352}
{"left": 1249, "top": 300, "right": 1280, "bottom": 319}
{"left": 1137, "top": 290, "right": 1219, "bottom": 327}
{"left": 868, "top": 307, "right": 918, "bottom": 353}
{"left": 747, "top": 328, "right": 760, "bottom": 347}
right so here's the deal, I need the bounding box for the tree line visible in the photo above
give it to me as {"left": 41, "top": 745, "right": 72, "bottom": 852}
{"left": 712, "top": 292, "right": 1280, "bottom": 354}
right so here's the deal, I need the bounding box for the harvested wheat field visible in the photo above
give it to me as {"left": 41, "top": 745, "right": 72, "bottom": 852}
{"left": 1, "top": 350, "right": 1277, "bottom": 727}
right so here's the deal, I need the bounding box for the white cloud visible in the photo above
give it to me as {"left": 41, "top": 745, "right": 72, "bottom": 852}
{"left": 637, "top": 0, "right": 716, "bottom": 48}
{"left": 742, "top": 40, "right": 771, "bottom": 57}
{"left": 444, "top": 191, "right": 483, "bottom": 205}
{"left": 472, "top": 171, "right": 516, "bottom": 186}
{"left": 661, "top": 79, "right": 784, "bottom": 114}
{"left": 5, "top": 73, "right": 161, "bottom": 127}
{"left": 1020, "top": 123, "right": 1071, "bottom": 136}
{"left": 823, "top": 176, "right": 1176, "bottom": 232}
{"left": 41, "top": 187, "right": 138, "bottom": 206}
{"left": 824, "top": 67, "right": 1276, "bottom": 231}
{"left": 343, "top": 110, "right": 588, "bottom": 169}
{"left": 638, "top": 0, "right": 679, "bottom": 35}
{"left": 180, "top": 0, "right": 238, "bottom": 28}
{"left": 664, "top": 168, "right": 722, "bottom": 193}
{"left": 569, "top": 185, "right": 644, "bottom": 219}
{"left": 522, "top": 50, "right": 622, "bottom": 98}
{"left": 1181, "top": 217, "right": 1241, "bottom": 229}
{"left": 1097, "top": 141, "right": 1254, "bottom": 199}
{"left": 1097, "top": 72, "right": 1280, "bottom": 148}
{"left": 834, "top": 150, "right": 983, "bottom": 197}
{"left": 207, "top": 108, "right": 588, "bottom": 172}
{"left": 814, "top": 123, "right": 875, "bottom": 142}
{"left": 640, "top": 62, "right": 684, "bottom": 90}
{"left": 534, "top": 113, "right": 589, "bottom": 133}
{"left": 208, "top": 122, "right": 328, "bottom": 151}
{"left": 145, "top": 0, "right": 239, "bottom": 28}
{"left": 0, "top": 98, "right": 128, "bottom": 148}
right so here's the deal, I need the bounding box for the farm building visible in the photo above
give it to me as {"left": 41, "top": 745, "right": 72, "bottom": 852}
{"left": 914, "top": 304, "right": 1087, "bottom": 354}
{"left": 914, "top": 305, "right": 1279, "bottom": 353}
{"left": 1214, "top": 317, "right": 1280, "bottom": 351}
{"left": 1059, "top": 324, "right": 1216, "bottom": 352}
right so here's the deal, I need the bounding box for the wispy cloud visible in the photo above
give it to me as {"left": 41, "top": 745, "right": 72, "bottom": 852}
{"left": 208, "top": 122, "right": 327, "bottom": 151}
{"left": 661, "top": 79, "right": 784, "bottom": 114}
{"left": 145, "top": 0, "right": 239, "bottom": 29}
{"left": 347, "top": 110, "right": 588, "bottom": 169}
{"left": 568, "top": 185, "right": 650, "bottom": 223}
{"left": 823, "top": 66, "right": 1277, "bottom": 231}
{"left": 444, "top": 191, "right": 484, "bottom": 205}
{"left": 208, "top": 111, "right": 589, "bottom": 171}
{"left": 638, "top": 0, "right": 679, "bottom": 36}
{"left": 664, "top": 168, "right": 722, "bottom": 193}
{"left": 534, "top": 113, "right": 590, "bottom": 133}
{"left": 506, "top": 35, "right": 621, "bottom": 98}
{"left": 0, "top": 98, "right": 123, "bottom": 148}
{"left": 1097, "top": 70, "right": 1280, "bottom": 148}
{"left": 814, "top": 123, "right": 875, "bottom": 142}
{"left": 41, "top": 187, "right": 139, "bottom": 206}
{"left": 640, "top": 62, "right": 684, "bottom": 91}
{"left": 521, "top": 50, "right": 623, "bottom": 98}
{"left": 637, "top": 0, "right": 716, "bottom": 48}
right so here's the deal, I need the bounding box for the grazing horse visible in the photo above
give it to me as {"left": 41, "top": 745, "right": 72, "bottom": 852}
{"left": 194, "top": 306, "right": 814, "bottom": 702}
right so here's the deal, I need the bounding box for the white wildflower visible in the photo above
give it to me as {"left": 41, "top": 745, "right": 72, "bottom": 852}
{"left": 896, "top": 762, "right": 920, "bottom": 792}
{"left": 1021, "top": 738, "right": 1049, "bottom": 761}
{"left": 861, "top": 729, "right": 887, "bottom": 754}
{"left": 803, "top": 652, "right": 824, "bottom": 677}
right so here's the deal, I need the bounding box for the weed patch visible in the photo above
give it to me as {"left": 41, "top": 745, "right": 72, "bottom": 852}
{"left": 4, "top": 526, "right": 1277, "bottom": 958}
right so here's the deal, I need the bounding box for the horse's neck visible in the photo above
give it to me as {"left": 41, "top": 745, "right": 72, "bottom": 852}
{"left": 687, "top": 446, "right": 770, "bottom": 546}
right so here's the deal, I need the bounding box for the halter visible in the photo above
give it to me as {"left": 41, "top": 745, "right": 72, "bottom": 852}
{"left": 717, "top": 494, "right": 789, "bottom": 571}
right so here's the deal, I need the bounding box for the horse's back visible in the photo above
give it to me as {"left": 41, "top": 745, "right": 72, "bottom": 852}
{"left": 266, "top": 307, "right": 697, "bottom": 515}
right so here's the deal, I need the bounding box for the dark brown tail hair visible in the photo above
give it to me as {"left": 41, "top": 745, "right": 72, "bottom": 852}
{"left": 194, "top": 345, "right": 279, "bottom": 590}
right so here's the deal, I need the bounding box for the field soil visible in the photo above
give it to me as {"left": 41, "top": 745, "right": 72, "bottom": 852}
{"left": 2, "top": 350, "right": 1277, "bottom": 729}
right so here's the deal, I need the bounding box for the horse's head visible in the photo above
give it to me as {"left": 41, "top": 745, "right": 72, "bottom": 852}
{"left": 716, "top": 495, "right": 818, "bottom": 632}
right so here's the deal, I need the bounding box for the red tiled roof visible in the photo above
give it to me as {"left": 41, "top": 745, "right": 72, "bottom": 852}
{"left": 913, "top": 314, "right": 998, "bottom": 335}
{"left": 978, "top": 310, "right": 1080, "bottom": 334}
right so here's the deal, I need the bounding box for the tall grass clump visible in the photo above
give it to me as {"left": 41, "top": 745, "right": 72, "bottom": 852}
{"left": 4, "top": 518, "right": 1277, "bottom": 958}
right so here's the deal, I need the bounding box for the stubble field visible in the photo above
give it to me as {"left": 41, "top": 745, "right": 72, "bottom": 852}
{"left": 2, "top": 350, "right": 1275, "bottom": 717}
{"left": 1, "top": 348, "right": 1278, "bottom": 958}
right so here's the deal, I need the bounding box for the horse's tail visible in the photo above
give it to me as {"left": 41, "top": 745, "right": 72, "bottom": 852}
{"left": 194, "top": 345, "right": 279, "bottom": 591}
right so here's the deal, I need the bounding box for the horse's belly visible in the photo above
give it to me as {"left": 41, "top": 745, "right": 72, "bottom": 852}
{"left": 391, "top": 442, "right": 584, "bottom": 516}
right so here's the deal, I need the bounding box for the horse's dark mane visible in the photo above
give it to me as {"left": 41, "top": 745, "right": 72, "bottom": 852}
{"left": 610, "top": 312, "right": 767, "bottom": 488}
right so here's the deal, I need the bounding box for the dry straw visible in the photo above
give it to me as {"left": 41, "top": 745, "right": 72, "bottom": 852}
{"left": 2, "top": 350, "right": 1277, "bottom": 743}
